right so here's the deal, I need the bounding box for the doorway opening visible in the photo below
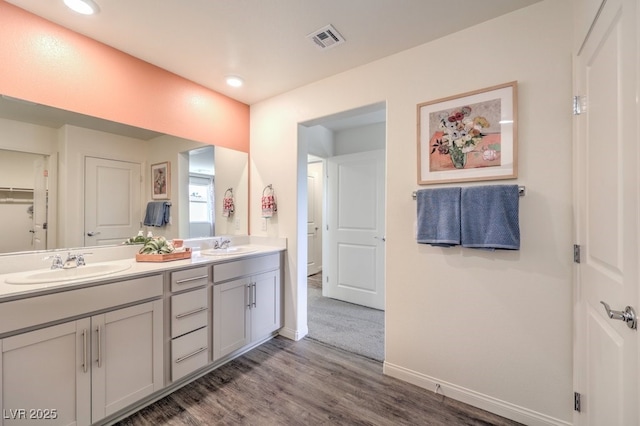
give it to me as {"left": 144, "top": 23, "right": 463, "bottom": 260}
{"left": 187, "top": 146, "right": 215, "bottom": 238}
{"left": 300, "top": 102, "right": 386, "bottom": 361}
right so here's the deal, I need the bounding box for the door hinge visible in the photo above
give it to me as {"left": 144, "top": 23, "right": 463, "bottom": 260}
{"left": 573, "top": 96, "right": 585, "bottom": 115}
{"left": 574, "top": 392, "right": 581, "bottom": 412}
{"left": 573, "top": 244, "right": 581, "bottom": 263}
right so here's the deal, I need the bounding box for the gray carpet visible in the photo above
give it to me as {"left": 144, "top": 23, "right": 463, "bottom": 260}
{"left": 307, "top": 284, "right": 384, "bottom": 362}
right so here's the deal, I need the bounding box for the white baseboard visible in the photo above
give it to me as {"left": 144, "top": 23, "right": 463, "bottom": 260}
{"left": 383, "top": 362, "right": 572, "bottom": 426}
{"left": 278, "top": 326, "right": 307, "bottom": 341}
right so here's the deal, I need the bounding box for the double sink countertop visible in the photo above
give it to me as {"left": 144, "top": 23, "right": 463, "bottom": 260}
{"left": 0, "top": 236, "right": 286, "bottom": 302}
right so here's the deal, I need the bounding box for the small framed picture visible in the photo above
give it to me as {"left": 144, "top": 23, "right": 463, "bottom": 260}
{"left": 417, "top": 81, "right": 518, "bottom": 184}
{"left": 151, "top": 161, "right": 170, "bottom": 199}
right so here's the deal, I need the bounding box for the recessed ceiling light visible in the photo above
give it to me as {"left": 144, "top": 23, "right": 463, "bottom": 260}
{"left": 64, "top": 0, "right": 100, "bottom": 15}
{"left": 225, "top": 76, "right": 244, "bottom": 88}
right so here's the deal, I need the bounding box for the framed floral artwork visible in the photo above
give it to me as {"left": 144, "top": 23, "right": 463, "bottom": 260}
{"left": 151, "top": 161, "right": 170, "bottom": 199}
{"left": 417, "top": 81, "right": 517, "bottom": 184}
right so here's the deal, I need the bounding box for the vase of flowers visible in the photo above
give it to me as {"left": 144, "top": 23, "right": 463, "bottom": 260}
{"left": 431, "top": 106, "right": 490, "bottom": 169}
{"left": 450, "top": 148, "right": 467, "bottom": 169}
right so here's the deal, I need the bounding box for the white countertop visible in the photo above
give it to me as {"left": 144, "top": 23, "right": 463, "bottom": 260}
{"left": 0, "top": 237, "right": 285, "bottom": 302}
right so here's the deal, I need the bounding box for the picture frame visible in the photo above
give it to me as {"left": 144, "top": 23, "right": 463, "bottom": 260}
{"left": 151, "top": 161, "right": 170, "bottom": 199}
{"left": 417, "top": 81, "right": 517, "bottom": 185}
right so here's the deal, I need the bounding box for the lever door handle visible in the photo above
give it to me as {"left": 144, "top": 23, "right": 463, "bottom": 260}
{"left": 600, "top": 301, "right": 637, "bottom": 330}
{"left": 87, "top": 231, "right": 101, "bottom": 237}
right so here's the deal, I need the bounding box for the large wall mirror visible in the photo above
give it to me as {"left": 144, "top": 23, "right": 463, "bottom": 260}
{"left": 0, "top": 95, "right": 249, "bottom": 255}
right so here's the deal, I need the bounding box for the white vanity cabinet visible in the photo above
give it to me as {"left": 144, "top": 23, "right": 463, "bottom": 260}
{"left": 212, "top": 254, "right": 282, "bottom": 361}
{"left": 169, "top": 266, "right": 210, "bottom": 382}
{"left": 0, "top": 276, "right": 164, "bottom": 426}
{"left": 0, "top": 319, "right": 92, "bottom": 426}
{"left": 90, "top": 300, "right": 164, "bottom": 422}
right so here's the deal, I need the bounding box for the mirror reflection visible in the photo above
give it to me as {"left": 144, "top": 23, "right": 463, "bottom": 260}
{"left": 0, "top": 95, "right": 248, "bottom": 255}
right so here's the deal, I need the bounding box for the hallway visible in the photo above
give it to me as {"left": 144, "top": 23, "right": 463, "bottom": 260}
{"left": 306, "top": 273, "right": 384, "bottom": 361}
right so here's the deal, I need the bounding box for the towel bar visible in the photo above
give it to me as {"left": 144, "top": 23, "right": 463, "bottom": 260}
{"left": 412, "top": 185, "right": 525, "bottom": 200}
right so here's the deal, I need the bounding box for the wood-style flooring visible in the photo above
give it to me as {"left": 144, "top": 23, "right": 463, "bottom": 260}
{"left": 115, "top": 336, "right": 522, "bottom": 426}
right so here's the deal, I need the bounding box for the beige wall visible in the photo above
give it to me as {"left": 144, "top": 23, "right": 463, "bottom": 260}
{"left": 250, "top": 0, "right": 573, "bottom": 424}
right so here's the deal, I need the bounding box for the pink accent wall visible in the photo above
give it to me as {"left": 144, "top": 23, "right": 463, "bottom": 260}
{"left": 0, "top": 1, "right": 249, "bottom": 152}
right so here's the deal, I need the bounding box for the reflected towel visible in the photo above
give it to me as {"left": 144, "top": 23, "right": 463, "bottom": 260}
{"left": 143, "top": 201, "right": 170, "bottom": 227}
{"left": 222, "top": 196, "right": 235, "bottom": 217}
{"left": 461, "top": 185, "right": 520, "bottom": 250}
{"left": 416, "top": 187, "right": 461, "bottom": 247}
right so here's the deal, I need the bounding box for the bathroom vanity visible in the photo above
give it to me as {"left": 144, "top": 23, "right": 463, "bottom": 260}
{"left": 0, "top": 238, "right": 285, "bottom": 426}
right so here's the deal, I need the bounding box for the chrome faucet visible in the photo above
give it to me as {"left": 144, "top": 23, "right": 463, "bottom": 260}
{"left": 62, "top": 252, "right": 88, "bottom": 269}
{"left": 213, "top": 239, "right": 231, "bottom": 249}
{"left": 44, "top": 254, "right": 63, "bottom": 270}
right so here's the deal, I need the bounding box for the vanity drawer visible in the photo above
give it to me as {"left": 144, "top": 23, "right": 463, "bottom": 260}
{"left": 171, "top": 326, "right": 208, "bottom": 381}
{"left": 171, "top": 287, "right": 208, "bottom": 338}
{"left": 170, "top": 266, "right": 209, "bottom": 292}
{"left": 0, "top": 274, "right": 163, "bottom": 336}
{"left": 213, "top": 253, "right": 279, "bottom": 283}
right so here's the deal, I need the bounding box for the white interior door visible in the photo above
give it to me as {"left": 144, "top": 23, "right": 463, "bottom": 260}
{"left": 574, "top": 0, "right": 639, "bottom": 424}
{"left": 85, "top": 157, "right": 141, "bottom": 246}
{"left": 326, "top": 150, "right": 385, "bottom": 310}
{"left": 307, "top": 161, "right": 323, "bottom": 276}
{"left": 32, "top": 156, "right": 48, "bottom": 250}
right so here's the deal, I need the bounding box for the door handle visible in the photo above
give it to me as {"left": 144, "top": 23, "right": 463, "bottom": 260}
{"left": 374, "top": 236, "right": 386, "bottom": 242}
{"left": 600, "top": 301, "right": 637, "bottom": 330}
{"left": 87, "top": 231, "right": 101, "bottom": 237}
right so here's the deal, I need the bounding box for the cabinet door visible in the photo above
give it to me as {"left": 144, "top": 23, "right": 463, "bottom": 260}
{"left": 1, "top": 319, "right": 91, "bottom": 426}
{"left": 213, "top": 277, "right": 251, "bottom": 361}
{"left": 251, "top": 269, "right": 281, "bottom": 342}
{"left": 91, "top": 300, "right": 163, "bottom": 422}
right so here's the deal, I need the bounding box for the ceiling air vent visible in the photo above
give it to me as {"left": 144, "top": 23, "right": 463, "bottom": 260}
{"left": 307, "top": 24, "right": 345, "bottom": 50}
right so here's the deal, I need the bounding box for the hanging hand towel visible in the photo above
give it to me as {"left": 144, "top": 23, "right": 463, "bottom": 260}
{"left": 143, "top": 201, "right": 170, "bottom": 227}
{"left": 261, "top": 185, "right": 277, "bottom": 218}
{"left": 222, "top": 188, "right": 235, "bottom": 217}
{"left": 416, "top": 187, "right": 461, "bottom": 247}
{"left": 461, "top": 185, "right": 520, "bottom": 250}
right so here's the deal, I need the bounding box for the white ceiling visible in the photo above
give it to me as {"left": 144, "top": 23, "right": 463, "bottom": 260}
{"left": 6, "top": 0, "right": 542, "bottom": 106}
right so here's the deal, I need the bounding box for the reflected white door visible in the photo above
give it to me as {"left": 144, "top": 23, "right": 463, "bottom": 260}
{"left": 326, "top": 150, "right": 385, "bottom": 310}
{"left": 32, "top": 156, "right": 48, "bottom": 250}
{"left": 85, "top": 157, "right": 142, "bottom": 246}
{"left": 307, "top": 161, "right": 323, "bottom": 276}
{"left": 574, "top": 0, "right": 639, "bottom": 423}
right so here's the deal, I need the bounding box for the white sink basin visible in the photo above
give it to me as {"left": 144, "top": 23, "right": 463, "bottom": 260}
{"left": 5, "top": 262, "right": 132, "bottom": 285}
{"left": 201, "top": 246, "right": 257, "bottom": 257}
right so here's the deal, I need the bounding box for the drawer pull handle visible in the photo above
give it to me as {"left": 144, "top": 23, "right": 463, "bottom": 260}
{"left": 175, "top": 307, "right": 208, "bottom": 319}
{"left": 96, "top": 325, "right": 102, "bottom": 368}
{"left": 82, "top": 329, "right": 88, "bottom": 373}
{"left": 175, "top": 347, "right": 207, "bottom": 364}
{"left": 175, "top": 275, "right": 208, "bottom": 284}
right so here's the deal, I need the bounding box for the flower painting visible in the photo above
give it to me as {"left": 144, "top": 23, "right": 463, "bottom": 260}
{"left": 151, "top": 162, "right": 171, "bottom": 199}
{"left": 417, "top": 82, "right": 517, "bottom": 184}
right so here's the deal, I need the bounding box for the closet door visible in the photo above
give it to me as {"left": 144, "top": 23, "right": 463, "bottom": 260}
{"left": 326, "top": 150, "right": 385, "bottom": 310}
{"left": 574, "top": 0, "right": 639, "bottom": 424}
{"left": 84, "top": 157, "right": 141, "bottom": 246}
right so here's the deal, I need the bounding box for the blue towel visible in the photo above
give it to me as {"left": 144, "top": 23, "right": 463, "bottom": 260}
{"left": 461, "top": 185, "right": 520, "bottom": 250}
{"left": 416, "top": 187, "right": 461, "bottom": 247}
{"left": 143, "top": 201, "right": 170, "bottom": 227}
